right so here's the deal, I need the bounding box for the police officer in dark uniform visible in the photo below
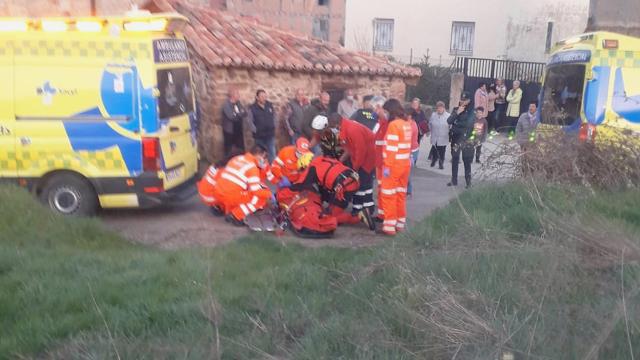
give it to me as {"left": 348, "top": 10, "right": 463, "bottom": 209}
{"left": 447, "top": 91, "right": 476, "bottom": 188}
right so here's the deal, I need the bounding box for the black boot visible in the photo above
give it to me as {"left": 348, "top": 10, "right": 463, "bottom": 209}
{"left": 465, "top": 176, "right": 472, "bottom": 189}
{"left": 447, "top": 178, "right": 458, "bottom": 187}
{"left": 439, "top": 161, "right": 444, "bottom": 170}
{"left": 225, "top": 214, "right": 245, "bottom": 227}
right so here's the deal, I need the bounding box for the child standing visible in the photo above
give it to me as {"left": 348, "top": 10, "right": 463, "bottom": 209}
{"left": 473, "top": 107, "right": 489, "bottom": 164}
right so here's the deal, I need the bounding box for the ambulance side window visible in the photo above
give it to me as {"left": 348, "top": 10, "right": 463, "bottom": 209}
{"left": 157, "top": 68, "right": 194, "bottom": 119}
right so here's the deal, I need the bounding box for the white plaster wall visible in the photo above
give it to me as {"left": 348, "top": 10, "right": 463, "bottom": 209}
{"left": 345, "top": 0, "right": 589, "bottom": 65}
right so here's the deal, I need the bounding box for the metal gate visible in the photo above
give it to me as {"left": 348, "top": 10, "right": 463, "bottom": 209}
{"left": 453, "top": 57, "right": 546, "bottom": 114}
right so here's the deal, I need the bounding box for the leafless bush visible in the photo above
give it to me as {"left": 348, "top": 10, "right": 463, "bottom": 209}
{"left": 483, "top": 128, "right": 640, "bottom": 190}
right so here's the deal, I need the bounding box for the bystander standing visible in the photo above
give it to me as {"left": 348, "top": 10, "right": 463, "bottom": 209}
{"left": 282, "top": 89, "right": 308, "bottom": 144}
{"left": 222, "top": 88, "right": 248, "bottom": 158}
{"left": 248, "top": 89, "right": 276, "bottom": 162}
{"left": 494, "top": 78, "right": 507, "bottom": 133}
{"left": 506, "top": 80, "right": 523, "bottom": 134}
{"left": 337, "top": 89, "right": 359, "bottom": 119}
{"left": 429, "top": 101, "right": 450, "bottom": 169}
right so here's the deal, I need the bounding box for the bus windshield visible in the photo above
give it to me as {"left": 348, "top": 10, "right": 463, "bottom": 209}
{"left": 541, "top": 64, "right": 586, "bottom": 126}
{"left": 157, "top": 67, "right": 194, "bottom": 119}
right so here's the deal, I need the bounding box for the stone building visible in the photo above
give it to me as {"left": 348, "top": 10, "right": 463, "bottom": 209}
{"left": 0, "top": 0, "right": 345, "bottom": 44}
{"left": 143, "top": 0, "right": 420, "bottom": 163}
{"left": 219, "top": 0, "right": 346, "bottom": 45}
{"left": 587, "top": 0, "right": 640, "bottom": 37}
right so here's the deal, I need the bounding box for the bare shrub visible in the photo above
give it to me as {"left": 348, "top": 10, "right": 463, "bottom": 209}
{"left": 482, "top": 128, "right": 640, "bottom": 190}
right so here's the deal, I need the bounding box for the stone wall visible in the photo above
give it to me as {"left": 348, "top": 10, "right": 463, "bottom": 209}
{"left": 587, "top": 0, "right": 640, "bottom": 37}
{"left": 191, "top": 57, "right": 410, "bottom": 163}
{"left": 224, "top": 0, "right": 346, "bottom": 44}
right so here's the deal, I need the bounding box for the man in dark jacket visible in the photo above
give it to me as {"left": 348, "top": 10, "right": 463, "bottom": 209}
{"left": 302, "top": 92, "right": 330, "bottom": 153}
{"left": 249, "top": 89, "right": 276, "bottom": 161}
{"left": 283, "top": 89, "right": 308, "bottom": 144}
{"left": 447, "top": 91, "right": 476, "bottom": 188}
{"left": 350, "top": 95, "right": 378, "bottom": 131}
{"left": 222, "top": 88, "right": 248, "bottom": 158}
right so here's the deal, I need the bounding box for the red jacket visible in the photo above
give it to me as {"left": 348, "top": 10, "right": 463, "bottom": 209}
{"left": 339, "top": 119, "right": 376, "bottom": 173}
{"left": 373, "top": 116, "right": 389, "bottom": 169}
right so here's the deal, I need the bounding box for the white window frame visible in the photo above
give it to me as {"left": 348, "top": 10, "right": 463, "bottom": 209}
{"left": 450, "top": 21, "right": 475, "bottom": 56}
{"left": 373, "top": 18, "right": 394, "bottom": 52}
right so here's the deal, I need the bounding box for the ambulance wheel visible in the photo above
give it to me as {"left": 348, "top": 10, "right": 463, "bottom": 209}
{"left": 40, "top": 173, "right": 98, "bottom": 217}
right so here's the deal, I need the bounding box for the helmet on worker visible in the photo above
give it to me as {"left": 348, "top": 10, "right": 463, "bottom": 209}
{"left": 311, "top": 115, "right": 329, "bottom": 131}
{"left": 295, "top": 137, "right": 311, "bottom": 158}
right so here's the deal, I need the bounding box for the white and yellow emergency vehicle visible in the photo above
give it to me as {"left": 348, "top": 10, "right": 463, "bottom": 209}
{"left": 0, "top": 12, "right": 199, "bottom": 215}
{"left": 540, "top": 31, "right": 640, "bottom": 141}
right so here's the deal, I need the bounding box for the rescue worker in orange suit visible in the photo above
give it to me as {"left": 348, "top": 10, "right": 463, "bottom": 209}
{"left": 197, "top": 145, "right": 273, "bottom": 226}
{"left": 197, "top": 161, "right": 225, "bottom": 216}
{"left": 327, "top": 113, "right": 376, "bottom": 225}
{"left": 378, "top": 99, "right": 413, "bottom": 236}
{"left": 267, "top": 137, "right": 312, "bottom": 188}
{"left": 369, "top": 96, "right": 389, "bottom": 221}
{"left": 290, "top": 151, "right": 372, "bottom": 228}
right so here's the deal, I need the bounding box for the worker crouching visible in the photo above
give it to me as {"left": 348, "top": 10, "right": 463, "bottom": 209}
{"left": 267, "top": 137, "right": 312, "bottom": 188}
{"left": 197, "top": 145, "right": 273, "bottom": 226}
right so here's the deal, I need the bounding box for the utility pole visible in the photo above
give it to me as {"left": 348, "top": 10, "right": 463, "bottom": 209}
{"left": 90, "top": 0, "right": 97, "bottom": 16}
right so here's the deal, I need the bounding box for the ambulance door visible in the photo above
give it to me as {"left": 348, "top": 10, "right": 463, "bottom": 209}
{"left": 0, "top": 39, "right": 16, "bottom": 179}
{"left": 155, "top": 66, "right": 198, "bottom": 190}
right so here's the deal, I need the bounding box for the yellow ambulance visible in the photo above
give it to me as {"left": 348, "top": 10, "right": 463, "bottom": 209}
{"left": 0, "top": 12, "right": 199, "bottom": 215}
{"left": 540, "top": 31, "right": 640, "bottom": 141}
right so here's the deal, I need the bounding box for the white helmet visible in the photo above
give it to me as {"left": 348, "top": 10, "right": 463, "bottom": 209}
{"left": 311, "top": 115, "right": 328, "bottom": 131}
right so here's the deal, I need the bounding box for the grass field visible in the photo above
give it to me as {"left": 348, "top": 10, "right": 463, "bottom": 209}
{"left": 1, "top": 183, "right": 639, "bottom": 359}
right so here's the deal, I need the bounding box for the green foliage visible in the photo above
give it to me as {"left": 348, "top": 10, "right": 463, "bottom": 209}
{"left": 406, "top": 56, "right": 454, "bottom": 107}
{"left": 1, "top": 183, "right": 639, "bottom": 359}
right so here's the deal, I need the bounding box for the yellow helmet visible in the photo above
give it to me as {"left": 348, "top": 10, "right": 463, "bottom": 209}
{"left": 297, "top": 152, "right": 314, "bottom": 170}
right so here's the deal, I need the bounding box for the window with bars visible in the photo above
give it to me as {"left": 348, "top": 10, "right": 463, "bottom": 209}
{"left": 373, "top": 18, "right": 394, "bottom": 52}
{"left": 450, "top": 21, "right": 475, "bottom": 56}
{"left": 312, "top": 17, "right": 330, "bottom": 41}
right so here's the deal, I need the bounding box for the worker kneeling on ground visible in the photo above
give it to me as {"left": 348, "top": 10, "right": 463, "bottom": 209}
{"left": 289, "top": 146, "right": 375, "bottom": 230}
{"left": 267, "top": 137, "right": 312, "bottom": 187}
{"left": 197, "top": 145, "right": 273, "bottom": 226}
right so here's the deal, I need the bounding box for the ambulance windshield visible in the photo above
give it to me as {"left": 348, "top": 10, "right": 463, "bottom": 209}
{"left": 157, "top": 67, "right": 194, "bottom": 119}
{"left": 541, "top": 64, "right": 586, "bottom": 126}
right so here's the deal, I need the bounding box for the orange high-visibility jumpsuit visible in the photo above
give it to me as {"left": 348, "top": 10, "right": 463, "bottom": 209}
{"left": 373, "top": 116, "right": 389, "bottom": 219}
{"left": 267, "top": 145, "right": 303, "bottom": 184}
{"left": 197, "top": 165, "right": 223, "bottom": 208}
{"left": 212, "top": 153, "right": 273, "bottom": 221}
{"left": 379, "top": 118, "right": 412, "bottom": 235}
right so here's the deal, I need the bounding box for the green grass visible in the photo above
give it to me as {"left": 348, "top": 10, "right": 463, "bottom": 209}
{"left": 1, "top": 183, "right": 639, "bottom": 359}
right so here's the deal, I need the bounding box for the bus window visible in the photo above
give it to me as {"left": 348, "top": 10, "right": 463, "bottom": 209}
{"left": 541, "top": 64, "right": 586, "bottom": 126}
{"left": 157, "top": 67, "right": 194, "bottom": 119}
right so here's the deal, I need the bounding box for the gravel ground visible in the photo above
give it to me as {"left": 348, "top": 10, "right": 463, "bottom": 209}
{"left": 101, "top": 136, "right": 514, "bottom": 249}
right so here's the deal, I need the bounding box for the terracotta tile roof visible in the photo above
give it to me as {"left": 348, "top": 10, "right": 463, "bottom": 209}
{"left": 143, "top": 0, "right": 421, "bottom": 78}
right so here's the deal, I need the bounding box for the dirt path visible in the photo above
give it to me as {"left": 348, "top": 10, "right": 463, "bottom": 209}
{"left": 101, "top": 138, "right": 505, "bottom": 249}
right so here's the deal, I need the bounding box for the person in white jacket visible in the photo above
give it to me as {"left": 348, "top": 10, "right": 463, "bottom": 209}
{"left": 429, "top": 101, "right": 451, "bottom": 169}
